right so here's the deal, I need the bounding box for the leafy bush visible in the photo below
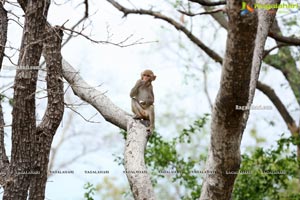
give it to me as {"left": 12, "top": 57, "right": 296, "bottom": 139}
{"left": 233, "top": 134, "right": 300, "bottom": 200}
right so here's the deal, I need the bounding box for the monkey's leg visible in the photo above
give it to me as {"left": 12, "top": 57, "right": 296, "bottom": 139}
{"left": 147, "top": 105, "right": 155, "bottom": 133}
{"left": 131, "top": 99, "right": 147, "bottom": 119}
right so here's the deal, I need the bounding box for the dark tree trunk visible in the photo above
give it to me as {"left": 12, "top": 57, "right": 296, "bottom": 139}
{"left": 0, "top": 1, "right": 7, "bottom": 71}
{"left": 29, "top": 26, "right": 64, "bottom": 200}
{"left": 0, "top": 1, "right": 9, "bottom": 188}
{"left": 3, "top": 1, "right": 50, "bottom": 199}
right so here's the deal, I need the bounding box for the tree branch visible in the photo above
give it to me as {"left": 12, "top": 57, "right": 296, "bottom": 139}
{"left": 38, "top": 26, "right": 65, "bottom": 137}
{"left": 106, "top": 0, "right": 222, "bottom": 64}
{"left": 62, "top": 58, "right": 130, "bottom": 130}
{"left": 263, "top": 43, "right": 290, "bottom": 58}
{"left": 203, "top": 5, "right": 228, "bottom": 29}
{"left": 178, "top": 7, "right": 226, "bottom": 16}
{"left": 246, "top": 1, "right": 279, "bottom": 110}
{"left": 257, "top": 81, "right": 297, "bottom": 134}
{"left": 17, "top": 0, "right": 27, "bottom": 12}
{"left": 188, "top": 0, "right": 226, "bottom": 6}
{"left": 269, "top": 32, "right": 300, "bottom": 46}
{"left": 61, "top": 59, "right": 155, "bottom": 198}
{"left": 29, "top": 25, "right": 65, "bottom": 200}
{"left": 257, "top": 81, "right": 300, "bottom": 158}
{"left": 84, "top": 0, "right": 89, "bottom": 17}
{"left": 265, "top": 20, "right": 300, "bottom": 105}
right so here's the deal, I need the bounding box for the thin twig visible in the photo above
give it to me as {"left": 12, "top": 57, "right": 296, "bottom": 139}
{"left": 64, "top": 103, "right": 101, "bottom": 123}
{"left": 178, "top": 7, "right": 226, "bottom": 16}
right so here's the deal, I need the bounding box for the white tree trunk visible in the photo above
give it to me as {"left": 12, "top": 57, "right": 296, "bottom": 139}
{"left": 125, "top": 119, "right": 155, "bottom": 200}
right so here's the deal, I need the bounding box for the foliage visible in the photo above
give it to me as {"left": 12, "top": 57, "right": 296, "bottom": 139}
{"left": 233, "top": 134, "right": 300, "bottom": 200}
{"left": 95, "top": 176, "right": 131, "bottom": 200}
{"left": 117, "top": 118, "right": 300, "bottom": 200}
{"left": 83, "top": 182, "right": 96, "bottom": 200}
{"left": 144, "top": 114, "right": 210, "bottom": 200}
{"left": 116, "top": 114, "right": 209, "bottom": 199}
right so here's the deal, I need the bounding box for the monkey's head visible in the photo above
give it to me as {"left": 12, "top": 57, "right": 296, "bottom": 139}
{"left": 141, "top": 69, "right": 156, "bottom": 81}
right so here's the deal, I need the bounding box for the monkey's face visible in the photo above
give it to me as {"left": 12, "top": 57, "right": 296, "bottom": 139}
{"left": 141, "top": 69, "right": 156, "bottom": 82}
{"left": 142, "top": 73, "right": 152, "bottom": 82}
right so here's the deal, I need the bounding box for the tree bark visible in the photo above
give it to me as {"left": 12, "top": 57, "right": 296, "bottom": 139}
{"left": 0, "top": 1, "right": 7, "bottom": 71}
{"left": 62, "top": 59, "right": 131, "bottom": 130}
{"left": 0, "top": 101, "right": 9, "bottom": 185}
{"left": 0, "top": 0, "right": 9, "bottom": 189}
{"left": 0, "top": 0, "right": 8, "bottom": 163}
{"left": 3, "top": 1, "right": 50, "bottom": 199}
{"left": 200, "top": 0, "right": 279, "bottom": 199}
{"left": 125, "top": 119, "right": 155, "bottom": 200}
{"left": 28, "top": 26, "right": 64, "bottom": 200}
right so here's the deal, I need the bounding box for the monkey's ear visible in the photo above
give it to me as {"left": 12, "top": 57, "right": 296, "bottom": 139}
{"left": 152, "top": 75, "right": 156, "bottom": 81}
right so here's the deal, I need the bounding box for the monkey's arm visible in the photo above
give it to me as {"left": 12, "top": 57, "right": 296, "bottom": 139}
{"left": 144, "top": 86, "right": 154, "bottom": 106}
{"left": 130, "top": 80, "right": 144, "bottom": 98}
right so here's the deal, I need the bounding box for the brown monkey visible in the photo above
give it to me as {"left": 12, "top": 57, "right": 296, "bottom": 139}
{"left": 130, "top": 69, "right": 156, "bottom": 133}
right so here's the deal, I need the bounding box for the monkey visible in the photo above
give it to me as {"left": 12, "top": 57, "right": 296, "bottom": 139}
{"left": 130, "top": 69, "right": 156, "bottom": 133}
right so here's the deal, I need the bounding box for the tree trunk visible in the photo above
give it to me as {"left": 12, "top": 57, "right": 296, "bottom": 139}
{"left": 200, "top": 0, "right": 279, "bottom": 199}
{"left": 125, "top": 119, "right": 155, "bottom": 200}
{"left": 28, "top": 26, "right": 64, "bottom": 200}
{"left": 3, "top": 1, "right": 50, "bottom": 199}
{"left": 0, "top": 0, "right": 9, "bottom": 188}
{"left": 0, "top": 1, "right": 7, "bottom": 71}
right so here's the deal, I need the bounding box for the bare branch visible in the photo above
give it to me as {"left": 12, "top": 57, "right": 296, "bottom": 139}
{"left": 65, "top": 103, "right": 101, "bottom": 123}
{"left": 4, "top": 53, "right": 18, "bottom": 66}
{"left": 188, "top": 0, "right": 226, "bottom": 6}
{"left": 269, "top": 32, "right": 300, "bottom": 46}
{"left": 55, "top": 146, "right": 99, "bottom": 172}
{"left": 257, "top": 81, "right": 298, "bottom": 133}
{"left": 178, "top": 7, "right": 226, "bottom": 16}
{"left": 62, "top": 58, "right": 131, "bottom": 130}
{"left": 203, "top": 5, "right": 228, "bottom": 29}
{"left": 84, "top": 0, "right": 89, "bottom": 18}
{"left": 61, "top": 16, "right": 87, "bottom": 47}
{"left": 265, "top": 20, "right": 300, "bottom": 105}
{"left": 202, "top": 66, "right": 213, "bottom": 110}
{"left": 7, "top": 9, "right": 23, "bottom": 28}
{"left": 262, "top": 43, "right": 290, "bottom": 58}
{"left": 61, "top": 26, "right": 157, "bottom": 47}
{"left": 106, "top": 0, "right": 222, "bottom": 64}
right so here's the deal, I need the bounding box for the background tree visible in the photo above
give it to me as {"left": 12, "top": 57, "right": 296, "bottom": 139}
{"left": 0, "top": 1, "right": 64, "bottom": 199}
